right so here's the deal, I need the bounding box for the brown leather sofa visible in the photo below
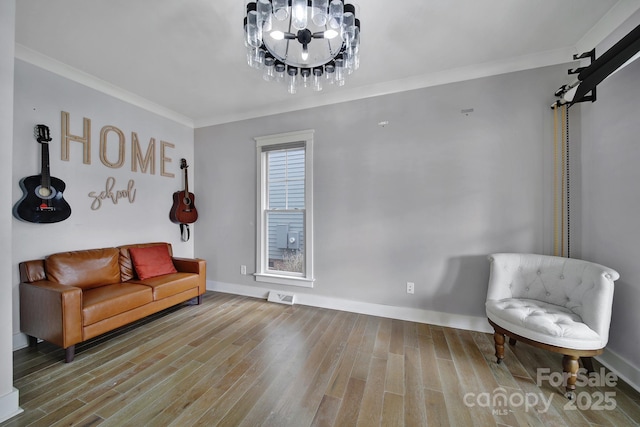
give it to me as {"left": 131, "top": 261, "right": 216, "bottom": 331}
{"left": 19, "top": 242, "right": 206, "bottom": 362}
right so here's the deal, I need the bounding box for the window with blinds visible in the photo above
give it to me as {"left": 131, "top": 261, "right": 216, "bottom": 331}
{"left": 255, "top": 130, "right": 314, "bottom": 287}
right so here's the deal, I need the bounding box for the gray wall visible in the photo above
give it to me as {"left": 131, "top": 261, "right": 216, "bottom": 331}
{"left": 194, "top": 64, "right": 566, "bottom": 317}
{"left": 577, "top": 12, "right": 640, "bottom": 375}
{"left": 11, "top": 60, "right": 195, "bottom": 348}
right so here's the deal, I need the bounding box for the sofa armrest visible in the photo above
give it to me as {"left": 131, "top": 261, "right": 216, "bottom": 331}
{"left": 19, "top": 280, "right": 83, "bottom": 349}
{"left": 486, "top": 254, "right": 519, "bottom": 302}
{"left": 579, "top": 265, "right": 618, "bottom": 346}
{"left": 172, "top": 257, "right": 205, "bottom": 274}
{"left": 172, "top": 257, "right": 207, "bottom": 295}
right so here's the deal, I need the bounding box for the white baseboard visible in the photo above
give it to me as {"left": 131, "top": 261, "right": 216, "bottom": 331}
{"left": 12, "top": 281, "right": 637, "bottom": 397}
{"left": 0, "top": 388, "right": 22, "bottom": 423}
{"left": 596, "top": 348, "right": 640, "bottom": 394}
{"left": 208, "top": 280, "right": 640, "bottom": 393}
{"left": 13, "top": 332, "right": 28, "bottom": 352}
{"left": 207, "top": 280, "right": 493, "bottom": 334}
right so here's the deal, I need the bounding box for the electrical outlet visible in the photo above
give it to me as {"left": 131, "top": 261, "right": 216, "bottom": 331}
{"left": 241, "top": 265, "right": 247, "bottom": 275}
{"left": 407, "top": 282, "right": 415, "bottom": 294}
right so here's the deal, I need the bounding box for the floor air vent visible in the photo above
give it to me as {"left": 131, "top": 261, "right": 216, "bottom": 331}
{"left": 267, "top": 291, "right": 296, "bottom": 305}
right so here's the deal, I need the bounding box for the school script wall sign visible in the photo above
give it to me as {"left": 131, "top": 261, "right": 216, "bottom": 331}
{"left": 60, "top": 111, "right": 177, "bottom": 211}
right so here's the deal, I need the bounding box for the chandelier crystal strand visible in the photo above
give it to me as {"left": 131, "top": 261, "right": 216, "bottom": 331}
{"left": 272, "top": 0, "right": 289, "bottom": 20}
{"left": 292, "top": 0, "right": 308, "bottom": 29}
{"left": 257, "top": 0, "right": 273, "bottom": 31}
{"left": 329, "top": 0, "right": 343, "bottom": 29}
{"left": 244, "top": 0, "right": 360, "bottom": 93}
{"left": 311, "top": 0, "right": 328, "bottom": 26}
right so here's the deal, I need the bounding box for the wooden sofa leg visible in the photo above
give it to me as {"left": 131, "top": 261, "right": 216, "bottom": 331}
{"left": 493, "top": 331, "right": 505, "bottom": 364}
{"left": 28, "top": 335, "right": 38, "bottom": 348}
{"left": 186, "top": 296, "right": 203, "bottom": 305}
{"left": 562, "top": 355, "right": 580, "bottom": 398}
{"left": 65, "top": 346, "right": 75, "bottom": 363}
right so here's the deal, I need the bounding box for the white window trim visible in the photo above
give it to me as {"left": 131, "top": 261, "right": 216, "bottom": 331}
{"left": 255, "top": 129, "right": 314, "bottom": 288}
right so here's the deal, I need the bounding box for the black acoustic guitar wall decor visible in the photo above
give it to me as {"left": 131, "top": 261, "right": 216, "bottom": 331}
{"left": 14, "top": 124, "right": 72, "bottom": 223}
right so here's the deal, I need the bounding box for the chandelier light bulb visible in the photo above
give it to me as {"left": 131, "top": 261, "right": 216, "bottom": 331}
{"left": 323, "top": 29, "right": 339, "bottom": 39}
{"left": 270, "top": 30, "right": 285, "bottom": 40}
{"left": 244, "top": 0, "right": 361, "bottom": 93}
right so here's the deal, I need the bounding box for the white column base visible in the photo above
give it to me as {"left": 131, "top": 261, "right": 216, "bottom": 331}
{"left": 0, "top": 388, "right": 22, "bottom": 423}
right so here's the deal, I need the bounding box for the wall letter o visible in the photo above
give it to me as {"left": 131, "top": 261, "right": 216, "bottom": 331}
{"left": 100, "top": 125, "right": 125, "bottom": 168}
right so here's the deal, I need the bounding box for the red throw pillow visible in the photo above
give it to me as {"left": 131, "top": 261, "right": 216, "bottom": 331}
{"left": 128, "top": 245, "right": 177, "bottom": 280}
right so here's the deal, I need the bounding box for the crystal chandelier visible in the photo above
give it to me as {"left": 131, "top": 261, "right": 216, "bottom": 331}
{"left": 244, "top": 0, "right": 361, "bottom": 94}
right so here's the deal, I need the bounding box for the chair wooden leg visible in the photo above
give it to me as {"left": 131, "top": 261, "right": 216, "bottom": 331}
{"left": 581, "top": 357, "right": 595, "bottom": 373}
{"left": 493, "top": 331, "right": 505, "bottom": 364}
{"left": 562, "top": 354, "right": 580, "bottom": 398}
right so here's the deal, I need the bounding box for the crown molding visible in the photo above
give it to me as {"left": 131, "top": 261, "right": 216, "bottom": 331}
{"left": 576, "top": 0, "right": 640, "bottom": 54}
{"left": 15, "top": 44, "right": 194, "bottom": 129}
{"left": 194, "top": 46, "right": 576, "bottom": 128}
{"left": 16, "top": 0, "right": 639, "bottom": 132}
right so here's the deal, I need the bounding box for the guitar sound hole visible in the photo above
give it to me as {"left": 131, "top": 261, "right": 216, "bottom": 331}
{"left": 36, "top": 185, "right": 56, "bottom": 200}
{"left": 183, "top": 197, "right": 192, "bottom": 206}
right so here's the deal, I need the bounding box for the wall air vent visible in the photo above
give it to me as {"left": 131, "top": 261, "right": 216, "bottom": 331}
{"left": 267, "top": 291, "right": 296, "bottom": 305}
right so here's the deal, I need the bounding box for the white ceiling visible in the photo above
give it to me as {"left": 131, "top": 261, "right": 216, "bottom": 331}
{"left": 14, "top": 0, "right": 640, "bottom": 127}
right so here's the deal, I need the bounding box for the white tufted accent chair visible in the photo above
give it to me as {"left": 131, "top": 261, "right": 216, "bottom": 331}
{"left": 486, "top": 253, "right": 619, "bottom": 397}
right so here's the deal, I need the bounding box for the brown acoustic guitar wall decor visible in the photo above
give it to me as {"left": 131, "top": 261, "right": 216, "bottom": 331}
{"left": 170, "top": 158, "right": 198, "bottom": 225}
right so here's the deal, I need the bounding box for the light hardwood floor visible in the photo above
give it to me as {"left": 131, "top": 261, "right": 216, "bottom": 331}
{"left": 5, "top": 292, "right": 640, "bottom": 426}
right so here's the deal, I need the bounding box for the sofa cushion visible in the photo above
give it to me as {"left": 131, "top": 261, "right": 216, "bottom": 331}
{"left": 119, "top": 243, "right": 174, "bottom": 281}
{"left": 46, "top": 248, "right": 121, "bottom": 289}
{"left": 486, "top": 298, "right": 603, "bottom": 350}
{"left": 128, "top": 245, "right": 177, "bottom": 280}
{"left": 131, "top": 272, "right": 200, "bottom": 300}
{"left": 82, "top": 283, "right": 153, "bottom": 326}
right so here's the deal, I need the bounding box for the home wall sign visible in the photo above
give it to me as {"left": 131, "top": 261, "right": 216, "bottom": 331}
{"left": 60, "top": 111, "right": 176, "bottom": 178}
{"left": 88, "top": 177, "right": 136, "bottom": 210}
